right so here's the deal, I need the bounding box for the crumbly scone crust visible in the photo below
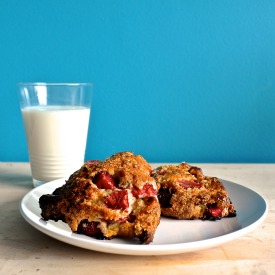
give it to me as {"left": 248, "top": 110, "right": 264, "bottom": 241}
{"left": 152, "top": 163, "right": 236, "bottom": 220}
{"left": 39, "top": 152, "right": 160, "bottom": 244}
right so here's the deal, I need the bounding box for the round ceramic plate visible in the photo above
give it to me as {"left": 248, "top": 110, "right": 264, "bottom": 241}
{"left": 20, "top": 178, "right": 267, "bottom": 256}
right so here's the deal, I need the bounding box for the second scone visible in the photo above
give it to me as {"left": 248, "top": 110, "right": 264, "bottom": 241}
{"left": 152, "top": 162, "right": 236, "bottom": 220}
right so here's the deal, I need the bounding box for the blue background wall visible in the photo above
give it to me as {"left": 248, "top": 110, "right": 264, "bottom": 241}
{"left": 1, "top": 1, "right": 275, "bottom": 163}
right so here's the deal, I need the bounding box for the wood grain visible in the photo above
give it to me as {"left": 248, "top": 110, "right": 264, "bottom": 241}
{"left": 0, "top": 163, "right": 274, "bottom": 275}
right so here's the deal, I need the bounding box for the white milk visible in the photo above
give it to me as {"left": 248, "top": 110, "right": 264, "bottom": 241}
{"left": 22, "top": 106, "right": 90, "bottom": 183}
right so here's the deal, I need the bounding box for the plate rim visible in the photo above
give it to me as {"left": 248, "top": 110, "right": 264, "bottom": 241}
{"left": 20, "top": 178, "right": 268, "bottom": 256}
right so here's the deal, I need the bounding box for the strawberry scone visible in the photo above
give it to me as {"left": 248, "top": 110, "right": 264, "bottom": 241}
{"left": 39, "top": 152, "right": 160, "bottom": 244}
{"left": 152, "top": 163, "right": 236, "bottom": 220}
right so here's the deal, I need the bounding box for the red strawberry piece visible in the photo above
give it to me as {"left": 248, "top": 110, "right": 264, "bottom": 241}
{"left": 77, "top": 220, "right": 100, "bottom": 236}
{"left": 104, "top": 190, "right": 129, "bottom": 210}
{"left": 132, "top": 183, "right": 157, "bottom": 198}
{"left": 209, "top": 206, "right": 222, "bottom": 219}
{"left": 179, "top": 180, "right": 202, "bottom": 189}
{"left": 93, "top": 171, "right": 116, "bottom": 190}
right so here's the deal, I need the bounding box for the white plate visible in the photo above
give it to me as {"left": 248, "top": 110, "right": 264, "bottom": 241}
{"left": 20, "top": 178, "right": 268, "bottom": 256}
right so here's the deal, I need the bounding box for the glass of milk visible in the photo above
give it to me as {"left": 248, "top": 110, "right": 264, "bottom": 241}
{"left": 18, "top": 82, "right": 93, "bottom": 187}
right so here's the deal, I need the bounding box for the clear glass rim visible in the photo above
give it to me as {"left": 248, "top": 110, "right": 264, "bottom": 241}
{"left": 17, "top": 82, "right": 93, "bottom": 87}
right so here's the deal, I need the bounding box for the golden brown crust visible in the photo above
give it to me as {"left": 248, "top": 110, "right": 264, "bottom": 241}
{"left": 39, "top": 152, "right": 160, "bottom": 244}
{"left": 152, "top": 163, "right": 236, "bottom": 220}
{"left": 39, "top": 153, "right": 236, "bottom": 244}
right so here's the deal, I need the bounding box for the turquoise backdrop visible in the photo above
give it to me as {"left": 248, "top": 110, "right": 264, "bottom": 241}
{"left": 1, "top": 1, "right": 275, "bottom": 163}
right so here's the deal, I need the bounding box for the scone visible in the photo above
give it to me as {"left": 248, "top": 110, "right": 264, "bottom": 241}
{"left": 39, "top": 152, "right": 161, "bottom": 244}
{"left": 152, "top": 163, "right": 236, "bottom": 220}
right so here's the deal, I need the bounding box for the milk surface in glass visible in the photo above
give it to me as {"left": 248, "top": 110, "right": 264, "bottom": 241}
{"left": 22, "top": 105, "right": 90, "bottom": 183}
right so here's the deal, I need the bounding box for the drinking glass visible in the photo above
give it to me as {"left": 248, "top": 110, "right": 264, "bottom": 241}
{"left": 18, "top": 82, "right": 93, "bottom": 187}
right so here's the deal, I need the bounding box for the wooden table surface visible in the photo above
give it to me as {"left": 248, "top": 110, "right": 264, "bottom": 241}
{"left": 0, "top": 162, "right": 274, "bottom": 275}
